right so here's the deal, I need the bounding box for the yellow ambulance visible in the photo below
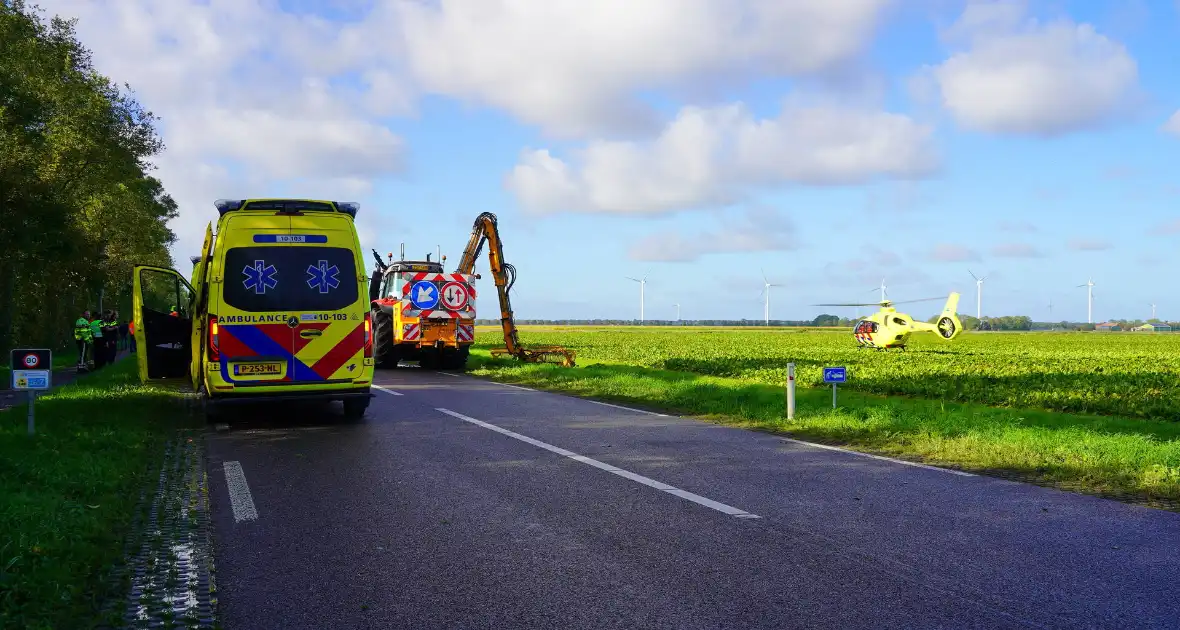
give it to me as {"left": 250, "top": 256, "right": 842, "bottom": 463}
{"left": 131, "top": 198, "right": 376, "bottom": 418}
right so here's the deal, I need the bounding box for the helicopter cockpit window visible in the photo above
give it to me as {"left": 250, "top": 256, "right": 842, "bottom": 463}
{"left": 855, "top": 320, "right": 878, "bottom": 334}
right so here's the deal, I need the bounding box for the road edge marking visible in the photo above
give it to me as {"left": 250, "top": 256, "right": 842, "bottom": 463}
{"left": 779, "top": 437, "right": 975, "bottom": 477}
{"left": 583, "top": 398, "right": 667, "bottom": 417}
{"left": 435, "top": 407, "right": 760, "bottom": 519}
{"left": 222, "top": 461, "right": 259, "bottom": 522}
{"left": 373, "top": 385, "right": 403, "bottom": 396}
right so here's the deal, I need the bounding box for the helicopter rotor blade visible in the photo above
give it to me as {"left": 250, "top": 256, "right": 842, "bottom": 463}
{"left": 889, "top": 296, "right": 947, "bottom": 305}
{"left": 813, "top": 302, "right": 883, "bottom": 307}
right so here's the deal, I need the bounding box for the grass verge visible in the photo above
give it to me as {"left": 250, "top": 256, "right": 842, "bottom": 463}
{"left": 467, "top": 353, "right": 1180, "bottom": 508}
{"left": 0, "top": 358, "right": 191, "bottom": 629}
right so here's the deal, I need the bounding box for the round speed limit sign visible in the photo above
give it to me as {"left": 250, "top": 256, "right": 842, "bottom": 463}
{"left": 23, "top": 354, "right": 39, "bottom": 368}
{"left": 440, "top": 282, "right": 470, "bottom": 310}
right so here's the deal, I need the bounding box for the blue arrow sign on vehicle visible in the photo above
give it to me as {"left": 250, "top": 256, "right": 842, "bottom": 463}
{"left": 410, "top": 281, "right": 439, "bottom": 309}
{"left": 823, "top": 367, "right": 847, "bottom": 383}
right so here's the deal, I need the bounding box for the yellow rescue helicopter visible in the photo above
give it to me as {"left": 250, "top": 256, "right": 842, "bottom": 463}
{"left": 813, "top": 292, "right": 963, "bottom": 350}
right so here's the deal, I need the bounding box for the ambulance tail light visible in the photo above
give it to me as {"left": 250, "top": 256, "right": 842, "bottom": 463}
{"left": 208, "top": 315, "right": 221, "bottom": 361}
{"left": 364, "top": 312, "right": 373, "bottom": 357}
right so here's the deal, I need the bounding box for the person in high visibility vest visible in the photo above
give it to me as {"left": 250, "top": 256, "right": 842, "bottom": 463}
{"left": 127, "top": 318, "right": 136, "bottom": 353}
{"left": 90, "top": 313, "right": 106, "bottom": 369}
{"left": 74, "top": 310, "right": 93, "bottom": 368}
{"left": 101, "top": 310, "right": 119, "bottom": 365}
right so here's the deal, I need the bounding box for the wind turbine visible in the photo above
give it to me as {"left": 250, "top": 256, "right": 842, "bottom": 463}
{"left": 968, "top": 270, "right": 986, "bottom": 319}
{"left": 674, "top": 302, "right": 680, "bottom": 321}
{"left": 1151, "top": 303, "right": 1157, "bottom": 321}
{"left": 760, "top": 268, "right": 781, "bottom": 325}
{"left": 1077, "top": 278, "right": 1095, "bottom": 323}
{"left": 626, "top": 275, "right": 647, "bottom": 323}
{"left": 877, "top": 278, "right": 887, "bottom": 303}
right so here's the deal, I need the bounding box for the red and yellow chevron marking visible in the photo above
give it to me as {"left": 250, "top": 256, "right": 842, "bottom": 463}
{"left": 292, "top": 319, "right": 366, "bottom": 381}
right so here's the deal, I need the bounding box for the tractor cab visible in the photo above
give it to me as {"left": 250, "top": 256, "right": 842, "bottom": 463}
{"left": 369, "top": 249, "right": 446, "bottom": 303}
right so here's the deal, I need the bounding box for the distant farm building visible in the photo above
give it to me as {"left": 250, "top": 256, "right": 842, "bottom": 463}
{"left": 1095, "top": 322, "right": 1121, "bottom": 331}
{"left": 1132, "top": 322, "right": 1172, "bottom": 332}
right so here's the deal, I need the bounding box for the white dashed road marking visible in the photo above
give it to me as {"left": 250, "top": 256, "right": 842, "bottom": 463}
{"left": 373, "top": 386, "right": 403, "bottom": 396}
{"left": 780, "top": 437, "right": 976, "bottom": 477}
{"left": 223, "top": 461, "right": 259, "bottom": 522}
{"left": 435, "top": 407, "right": 760, "bottom": 519}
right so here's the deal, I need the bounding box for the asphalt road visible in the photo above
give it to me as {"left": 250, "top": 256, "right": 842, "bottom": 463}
{"left": 203, "top": 368, "right": 1180, "bottom": 629}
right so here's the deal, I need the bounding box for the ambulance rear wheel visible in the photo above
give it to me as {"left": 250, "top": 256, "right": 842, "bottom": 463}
{"left": 343, "top": 397, "right": 370, "bottom": 419}
{"left": 373, "top": 310, "right": 397, "bottom": 368}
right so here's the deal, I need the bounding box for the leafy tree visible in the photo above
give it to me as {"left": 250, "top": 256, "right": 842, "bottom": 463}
{"left": 0, "top": 0, "right": 176, "bottom": 354}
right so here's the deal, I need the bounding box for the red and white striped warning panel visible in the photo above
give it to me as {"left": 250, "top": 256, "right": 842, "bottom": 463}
{"left": 399, "top": 272, "right": 478, "bottom": 297}
{"left": 402, "top": 323, "right": 420, "bottom": 341}
{"left": 457, "top": 324, "right": 474, "bottom": 342}
{"left": 401, "top": 304, "right": 476, "bottom": 319}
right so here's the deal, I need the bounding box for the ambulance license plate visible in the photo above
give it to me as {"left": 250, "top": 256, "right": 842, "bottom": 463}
{"left": 234, "top": 363, "right": 282, "bottom": 376}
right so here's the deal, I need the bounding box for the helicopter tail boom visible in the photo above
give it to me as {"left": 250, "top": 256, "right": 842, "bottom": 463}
{"left": 910, "top": 292, "right": 963, "bottom": 340}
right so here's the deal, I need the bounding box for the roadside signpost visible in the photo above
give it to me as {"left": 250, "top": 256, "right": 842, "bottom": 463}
{"left": 823, "top": 366, "right": 847, "bottom": 409}
{"left": 11, "top": 349, "right": 51, "bottom": 435}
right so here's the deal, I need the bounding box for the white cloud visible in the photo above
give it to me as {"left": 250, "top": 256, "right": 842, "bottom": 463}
{"left": 393, "top": 0, "right": 893, "bottom": 137}
{"left": 1164, "top": 110, "right": 1180, "bottom": 136}
{"left": 929, "top": 244, "right": 980, "bottom": 262}
{"left": 919, "top": 1, "right": 1140, "bottom": 136}
{"left": 991, "top": 242, "right": 1043, "bottom": 258}
{"left": 999, "top": 220, "right": 1039, "bottom": 233}
{"left": 507, "top": 102, "right": 938, "bottom": 215}
{"left": 627, "top": 206, "right": 797, "bottom": 262}
{"left": 1068, "top": 238, "right": 1112, "bottom": 251}
{"left": 31, "top": 0, "right": 408, "bottom": 261}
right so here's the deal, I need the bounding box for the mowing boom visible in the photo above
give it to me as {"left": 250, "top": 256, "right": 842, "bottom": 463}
{"left": 454, "top": 212, "right": 576, "bottom": 367}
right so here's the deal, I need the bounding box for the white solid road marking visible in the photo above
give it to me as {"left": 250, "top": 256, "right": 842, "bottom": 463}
{"left": 435, "top": 407, "right": 760, "bottom": 519}
{"left": 779, "top": 437, "right": 976, "bottom": 477}
{"left": 584, "top": 398, "right": 667, "bottom": 417}
{"left": 438, "top": 372, "right": 461, "bottom": 378}
{"left": 373, "top": 386, "right": 403, "bottom": 396}
{"left": 222, "top": 461, "right": 259, "bottom": 522}
{"left": 494, "top": 382, "right": 536, "bottom": 392}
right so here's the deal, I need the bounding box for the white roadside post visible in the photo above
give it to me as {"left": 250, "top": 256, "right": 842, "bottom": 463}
{"left": 785, "top": 362, "right": 796, "bottom": 419}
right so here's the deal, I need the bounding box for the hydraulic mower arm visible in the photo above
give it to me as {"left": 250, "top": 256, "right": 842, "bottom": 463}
{"left": 455, "top": 212, "right": 575, "bottom": 367}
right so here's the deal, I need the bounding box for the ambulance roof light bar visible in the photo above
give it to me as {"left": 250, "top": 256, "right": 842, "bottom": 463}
{"left": 213, "top": 199, "right": 360, "bottom": 218}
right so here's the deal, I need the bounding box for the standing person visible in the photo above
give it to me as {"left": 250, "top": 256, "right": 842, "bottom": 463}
{"left": 103, "top": 310, "right": 119, "bottom": 364}
{"left": 74, "top": 309, "right": 93, "bottom": 368}
{"left": 128, "top": 318, "right": 136, "bottom": 353}
{"left": 90, "top": 311, "right": 106, "bottom": 369}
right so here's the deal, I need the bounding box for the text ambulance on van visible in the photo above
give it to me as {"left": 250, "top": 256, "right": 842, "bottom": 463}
{"left": 131, "top": 198, "right": 376, "bottom": 418}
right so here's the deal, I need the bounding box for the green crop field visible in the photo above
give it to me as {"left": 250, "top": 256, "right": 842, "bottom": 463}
{"left": 475, "top": 326, "right": 1180, "bottom": 420}
{"left": 467, "top": 325, "right": 1180, "bottom": 505}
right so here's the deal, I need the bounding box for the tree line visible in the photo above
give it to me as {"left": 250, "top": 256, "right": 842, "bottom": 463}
{"left": 1, "top": 0, "right": 177, "bottom": 356}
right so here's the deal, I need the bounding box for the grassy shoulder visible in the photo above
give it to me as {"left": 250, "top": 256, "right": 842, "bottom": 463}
{"left": 466, "top": 352, "right": 1180, "bottom": 507}
{"left": 0, "top": 358, "right": 190, "bottom": 629}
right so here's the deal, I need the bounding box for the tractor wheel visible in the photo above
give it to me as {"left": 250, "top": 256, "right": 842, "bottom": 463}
{"left": 373, "top": 309, "right": 398, "bottom": 368}
{"left": 442, "top": 346, "right": 470, "bottom": 371}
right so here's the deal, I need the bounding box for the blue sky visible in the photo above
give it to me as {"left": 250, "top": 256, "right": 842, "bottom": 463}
{"left": 37, "top": 0, "right": 1180, "bottom": 322}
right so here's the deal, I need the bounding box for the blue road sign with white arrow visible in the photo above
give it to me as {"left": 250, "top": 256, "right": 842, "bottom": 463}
{"left": 410, "top": 281, "right": 439, "bottom": 309}
{"left": 823, "top": 367, "right": 847, "bottom": 383}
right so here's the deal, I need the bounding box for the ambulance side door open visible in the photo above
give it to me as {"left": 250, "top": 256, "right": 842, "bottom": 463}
{"left": 133, "top": 265, "right": 196, "bottom": 384}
